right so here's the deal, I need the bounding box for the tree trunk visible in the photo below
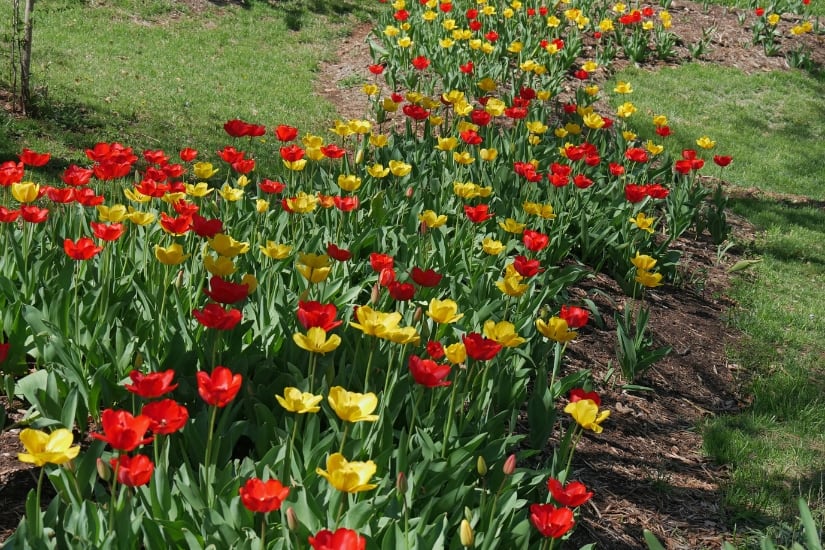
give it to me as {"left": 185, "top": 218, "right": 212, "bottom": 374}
{"left": 19, "top": 0, "right": 35, "bottom": 114}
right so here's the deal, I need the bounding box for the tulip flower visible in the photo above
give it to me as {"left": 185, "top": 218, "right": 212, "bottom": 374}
{"left": 259, "top": 241, "right": 292, "bottom": 260}
{"left": 316, "top": 453, "right": 377, "bottom": 493}
{"left": 559, "top": 306, "right": 589, "bottom": 329}
{"left": 124, "top": 369, "right": 178, "bottom": 398}
{"left": 408, "top": 354, "right": 451, "bottom": 387}
{"left": 349, "top": 306, "right": 403, "bottom": 338}
{"left": 483, "top": 320, "right": 526, "bottom": 347}
{"left": 18, "top": 428, "right": 80, "bottom": 466}
{"left": 64, "top": 237, "right": 103, "bottom": 261}
{"left": 564, "top": 398, "right": 610, "bottom": 433}
{"left": 426, "top": 298, "right": 464, "bottom": 324}
{"left": 529, "top": 503, "right": 575, "bottom": 538}
{"left": 309, "top": 528, "right": 366, "bottom": 550}
{"left": 462, "top": 332, "right": 503, "bottom": 361}
{"left": 239, "top": 477, "right": 290, "bottom": 513}
{"left": 197, "top": 366, "right": 242, "bottom": 407}
{"left": 208, "top": 233, "right": 250, "bottom": 257}
{"left": 547, "top": 478, "right": 594, "bottom": 507}
{"left": 293, "top": 327, "right": 342, "bottom": 355}
{"left": 140, "top": 399, "right": 189, "bottom": 435}
{"left": 536, "top": 317, "right": 578, "bottom": 343}
{"left": 328, "top": 386, "right": 379, "bottom": 423}
{"left": 192, "top": 303, "right": 242, "bottom": 330}
{"left": 203, "top": 276, "right": 250, "bottom": 304}
{"left": 91, "top": 409, "right": 153, "bottom": 451}
{"left": 276, "top": 387, "right": 323, "bottom": 414}
{"left": 110, "top": 454, "right": 154, "bottom": 487}
{"left": 154, "top": 243, "right": 190, "bottom": 265}
{"left": 629, "top": 212, "right": 656, "bottom": 234}
{"left": 296, "top": 253, "right": 332, "bottom": 283}
{"left": 635, "top": 269, "right": 663, "bottom": 288}
{"left": 11, "top": 181, "right": 40, "bottom": 203}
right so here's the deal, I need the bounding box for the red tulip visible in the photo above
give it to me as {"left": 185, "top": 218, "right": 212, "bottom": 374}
{"left": 308, "top": 528, "right": 366, "bottom": 550}
{"left": 203, "top": 276, "right": 250, "bottom": 304}
{"left": 410, "top": 267, "right": 442, "bottom": 287}
{"left": 408, "top": 354, "right": 451, "bottom": 387}
{"left": 125, "top": 369, "right": 178, "bottom": 398}
{"left": 259, "top": 179, "right": 286, "bottom": 194}
{"left": 388, "top": 281, "right": 415, "bottom": 301}
{"left": 464, "top": 204, "right": 494, "bottom": 223}
{"left": 462, "top": 333, "right": 503, "bottom": 361}
{"left": 559, "top": 305, "right": 589, "bottom": 329}
{"left": 333, "top": 196, "right": 359, "bottom": 212}
{"left": 92, "top": 409, "right": 153, "bottom": 451}
{"left": 64, "top": 237, "right": 102, "bottom": 260}
{"left": 529, "top": 503, "right": 575, "bottom": 538}
{"left": 280, "top": 145, "right": 305, "bottom": 162}
{"left": 0, "top": 207, "right": 21, "bottom": 223}
{"left": 274, "top": 124, "right": 299, "bottom": 142}
{"left": 218, "top": 146, "right": 245, "bottom": 164}
{"left": 0, "top": 161, "right": 24, "bottom": 186}
{"left": 326, "top": 243, "right": 352, "bottom": 262}
{"left": 625, "top": 148, "right": 649, "bottom": 163}
{"left": 522, "top": 229, "right": 549, "bottom": 252}
{"left": 197, "top": 366, "right": 242, "bottom": 407}
{"left": 110, "top": 454, "right": 154, "bottom": 487}
{"left": 411, "top": 56, "right": 430, "bottom": 70}
{"left": 191, "top": 214, "right": 224, "bottom": 238}
{"left": 713, "top": 155, "right": 733, "bottom": 167}
{"left": 513, "top": 256, "right": 543, "bottom": 278}
{"left": 624, "top": 184, "right": 647, "bottom": 203}
{"left": 90, "top": 222, "right": 125, "bottom": 242}
{"left": 232, "top": 158, "right": 255, "bottom": 174}
{"left": 20, "top": 205, "right": 49, "bottom": 223}
{"left": 192, "top": 303, "right": 242, "bottom": 330}
{"left": 141, "top": 399, "right": 189, "bottom": 435}
{"left": 569, "top": 388, "right": 601, "bottom": 406}
{"left": 239, "top": 477, "right": 290, "bottom": 513}
{"left": 19, "top": 148, "right": 51, "bottom": 167}
{"left": 143, "top": 149, "right": 169, "bottom": 166}
{"left": 320, "top": 144, "right": 347, "bottom": 159}
{"left": 0, "top": 342, "right": 10, "bottom": 363}
{"left": 369, "top": 252, "right": 394, "bottom": 273}
{"left": 547, "top": 478, "right": 594, "bottom": 507}
{"left": 179, "top": 147, "right": 198, "bottom": 162}
{"left": 297, "top": 301, "right": 342, "bottom": 332}
{"left": 45, "top": 186, "right": 76, "bottom": 204}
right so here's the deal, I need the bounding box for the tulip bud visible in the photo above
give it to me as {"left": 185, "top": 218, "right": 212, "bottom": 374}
{"left": 503, "top": 454, "right": 516, "bottom": 475}
{"left": 477, "top": 456, "right": 488, "bottom": 477}
{"left": 413, "top": 306, "right": 423, "bottom": 323}
{"left": 419, "top": 220, "right": 428, "bottom": 235}
{"left": 459, "top": 519, "right": 474, "bottom": 547}
{"left": 286, "top": 507, "right": 298, "bottom": 531}
{"left": 355, "top": 148, "right": 364, "bottom": 164}
{"left": 96, "top": 458, "right": 111, "bottom": 482}
{"left": 370, "top": 283, "right": 380, "bottom": 304}
{"left": 175, "top": 269, "right": 184, "bottom": 289}
{"left": 396, "top": 471, "right": 408, "bottom": 495}
{"left": 405, "top": 186, "right": 414, "bottom": 199}
{"left": 134, "top": 352, "right": 143, "bottom": 370}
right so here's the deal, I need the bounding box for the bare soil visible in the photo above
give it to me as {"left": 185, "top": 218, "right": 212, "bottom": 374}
{"left": 2, "top": 1, "right": 823, "bottom": 546}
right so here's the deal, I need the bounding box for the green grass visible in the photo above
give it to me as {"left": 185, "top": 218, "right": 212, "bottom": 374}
{"left": 611, "top": 62, "right": 825, "bottom": 540}
{"left": 610, "top": 64, "right": 825, "bottom": 200}
{"left": 0, "top": 0, "right": 375, "bottom": 170}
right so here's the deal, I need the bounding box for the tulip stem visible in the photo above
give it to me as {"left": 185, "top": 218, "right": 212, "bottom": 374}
{"left": 338, "top": 424, "right": 350, "bottom": 455}
{"left": 109, "top": 456, "right": 120, "bottom": 532}
{"left": 283, "top": 415, "right": 300, "bottom": 482}
{"left": 563, "top": 427, "right": 583, "bottom": 481}
{"left": 73, "top": 262, "right": 81, "bottom": 346}
{"left": 362, "top": 341, "right": 376, "bottom": 392}
{"left": 259, "top": 513, "right": 267, "bottom": 550}
{"left": 204, "top": 405, "right": 218, "bottom": 507}
{"left": 441, "top": 377, "right": 460, "bottom": 458}
{"left": 307, "top": 353, "right": 318, "bottom": 394}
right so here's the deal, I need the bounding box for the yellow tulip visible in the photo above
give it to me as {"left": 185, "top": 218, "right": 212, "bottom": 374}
{"left": 349, "top": 306, "right": 403, "bottom": 337}
{"left": 11, "top": 181, "right": 39, "bottom": 203}
{"left": 564, "top": 399, "right": 610, "bottom": 433}
{"left": 481, "top": 237, "right": 505, "bottom": 256}
{"left": 617, "top": 102, "right": 637, "bottom": 118}
{"left": 285, "top": 191, "right": 318, "bottom": 214}
{"left": 635, "top": 269, "right": 663, "bottom": 288}
{"left": 498, "top": 218, "right": 526, "bottom": 234}
{"left": 204, "top": 253, "right": 236, "bottom": 277}
{"left": 154, "top": 243, "right": 189, "bottom": 266}
{"left": 483, "top": 320, "right": 526, "bottom": 347}
{"left": 316, "top": 452, "right": 378, "bottom": 493}
{"left": 629, "top": 213, "right": 656, "bottom": 234}
{"left": 389, "top": 160, "right": 412, "bottom": 177}
{"left": 496, "top": 274, "right": 529, "bottom": 297}
{"left": 97, "top": 204, "right": 128, "bottom": 223}
{"left": 276, "top": 387, "right": 323, "bottom": 414}
{"left": 125, "top": 207, "right": 155, "bottom": 226}
{"left": 419, "top": 210, "right": 448, "bottom": 229}
{"left": 296, "top": 253, "right": 331, "bottom": 284}
{"left": 696, "top": 136, "right": 716, "bottom": 149}
{"left": 185, "top": 182, "right": 214, "bottom": 197}
{"left": 631, "top": 252, "right": 657, "bottom": 272}
{"left": 479, "top": 148, "right": 498, "bottom": 162}
{"left": 337, "top": 174, "right": 362, "bottom": 192}
{"left": 535, "top": 317, "right": 577, "bottom": 343}
{"left": 426, "top": 298, "right": 463, "bottom": 324}
{"left": 256, "top": 199, "right": 269, "bottom": 213}
{"left": 444, "top": 342, "right": 467, "bottom": 364}
{"left": 369, "top": 134, "right": 389, "bottom": 148}
{"left": 437, "top": 137, "right": 459, "bottom": 152}
{"left": 18, "top": 428, "right": 80, "bottom": 467}
{"left": 283, "top": 159, "right": 307, "bottom": 171}
{"left": 259, "top": 241, "right": 292, "bottom": 260}
{"left": 328, "top": 386, "right": 379, "bottom": 423}
{"left": 124, "top": 188, "right": 152, "bottom": 203}
{"left": 219, "top": 184, "right": 244, "bottom": 202}
{"left": 193, "top": 162, "right": 219, "bottom": 179}
{"left": 209, "top": 233, "right": 249, "bottom": 257}
{"left": 293, "top": 327, "right": 341, "bottom": 355}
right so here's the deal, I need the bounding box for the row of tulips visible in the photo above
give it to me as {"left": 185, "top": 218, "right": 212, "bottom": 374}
{"left": 1, "top": 0, "right": 736, "bottom": 548}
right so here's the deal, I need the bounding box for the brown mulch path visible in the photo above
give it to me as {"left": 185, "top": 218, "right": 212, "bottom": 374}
{"left": 2, "top": 0, "right": 822, "bottom": 546}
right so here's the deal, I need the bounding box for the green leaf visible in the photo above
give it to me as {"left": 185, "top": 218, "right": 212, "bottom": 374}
{"left": 643, "top": 529, "right": 667, "bottom": 550}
